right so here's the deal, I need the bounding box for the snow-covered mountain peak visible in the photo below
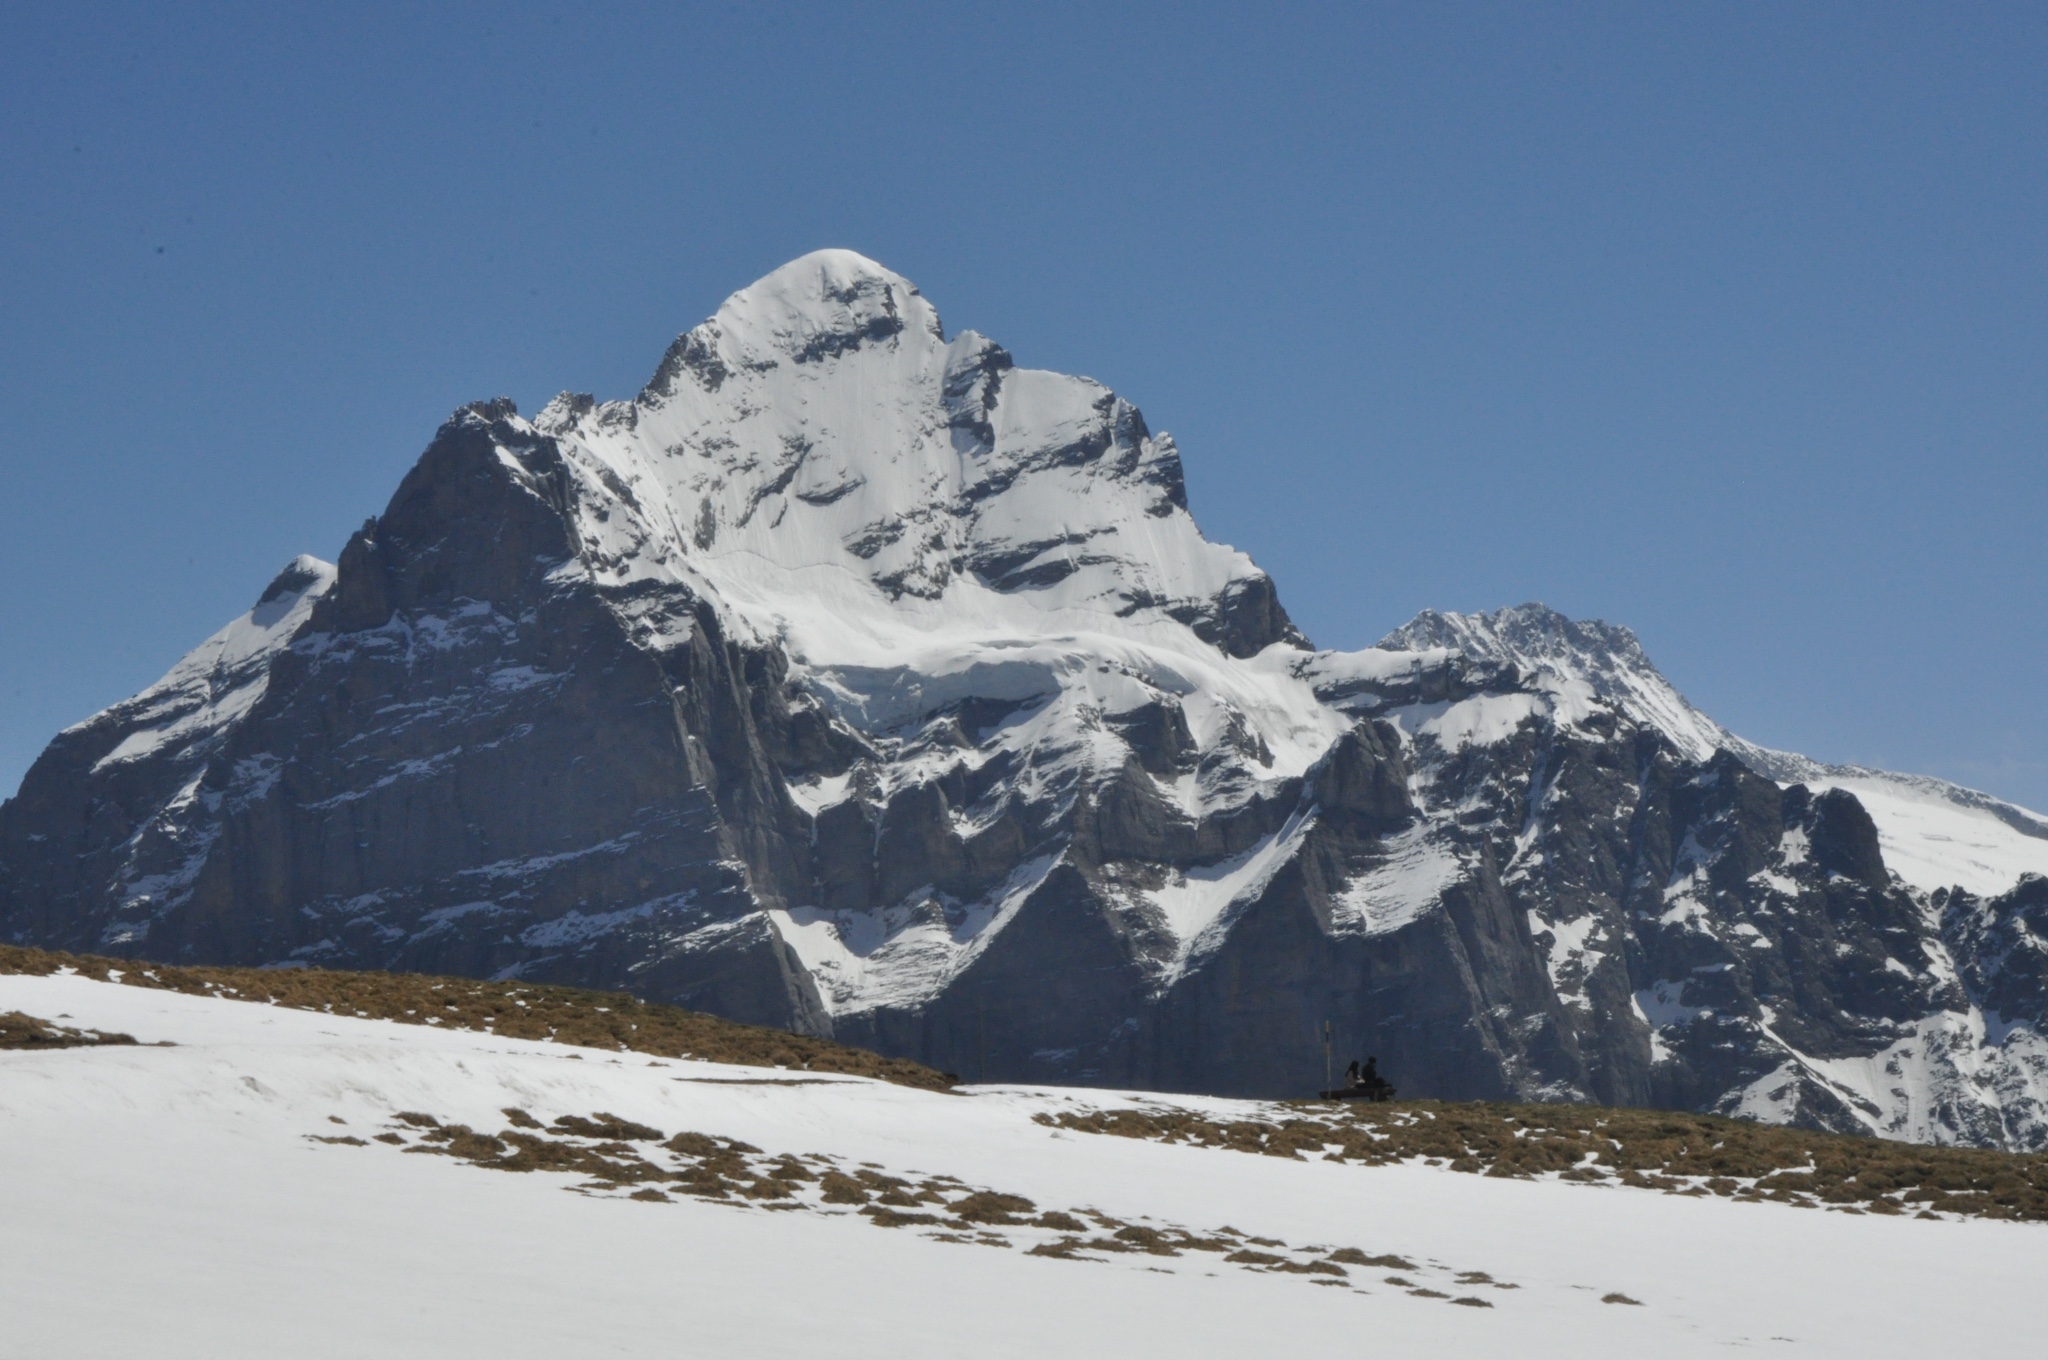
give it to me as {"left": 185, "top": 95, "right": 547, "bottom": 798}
{"left": 1380, "top": 603, "right": 1723, "bottom": 763}
{"left": 150, "top": 553, "right": 335, "bottom": 695}
{"left": 641, "top": 249, "right": 939, "bottom": 398}
{"left": 1384, "top": 603, "right": 1646, "bottom": 673}
{"left": 62, "top": 552, "right": 334, "bottom": 789}
{"left": 254, "top": 553, "right": 336, "bottom": 616}
{"left": 536, "top": 251, "right": 1302, "bottom": 669}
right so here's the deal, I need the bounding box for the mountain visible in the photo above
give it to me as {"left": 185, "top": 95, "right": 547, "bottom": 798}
{"left": 4, "top": 249, "right": 2045, "bottom": 1147}
{"left": 12, "top": 962, "right": 2044, "bottom": 1359}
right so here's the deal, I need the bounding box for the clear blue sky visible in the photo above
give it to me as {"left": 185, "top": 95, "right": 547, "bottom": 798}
{"left": 3, "top": 2, "right": 2044, "bottom": 808}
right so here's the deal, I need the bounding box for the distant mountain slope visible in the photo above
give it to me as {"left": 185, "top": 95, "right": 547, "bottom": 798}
{"left": 4, "top": 251, "right": 2044, "bottom": 1147}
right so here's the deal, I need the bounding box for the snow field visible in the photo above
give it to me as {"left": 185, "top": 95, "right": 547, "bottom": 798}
{"left": 3, "top": 972, "right": 2044, "bottom": 1358}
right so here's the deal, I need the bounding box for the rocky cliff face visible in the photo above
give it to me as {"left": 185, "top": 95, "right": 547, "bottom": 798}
{"left": 5, "top": 250, "right": 2047, "bottom": 1147}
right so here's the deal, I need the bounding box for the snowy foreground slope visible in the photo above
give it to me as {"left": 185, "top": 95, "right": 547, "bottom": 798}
{"left": 4, "top": 249, "right": 2047, "bottom": 1148}
{"left": 3, "top": 972, "right": 2044, "bottom": 1360}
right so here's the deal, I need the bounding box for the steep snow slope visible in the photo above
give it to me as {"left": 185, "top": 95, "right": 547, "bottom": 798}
{"left": 0, "top": 558, "right": 336, "bottom": 949}
{"left": 4, "top": 970, "right": 2044, "bottom": 1360}
{"left": 84, "top": 555, "right": 338, "bottom": 779}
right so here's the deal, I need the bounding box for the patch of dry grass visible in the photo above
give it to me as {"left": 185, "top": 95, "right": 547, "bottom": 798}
{"left": 344, "top": 1104, "right": 1525, "bottom": 1306}
{"left": 0, "top": 944, "right": 950, "bottom": 1090}
{"left": 1036, "top": 1099, "right": 2048, "bottom": 1223}
{"left": 0, "top": 1010, "right": 137, "bottom": 1049}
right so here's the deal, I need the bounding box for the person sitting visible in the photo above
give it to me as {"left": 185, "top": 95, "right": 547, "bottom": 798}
{"left": 1344, "top": 1059, "right": 1361, "bottom": 1087}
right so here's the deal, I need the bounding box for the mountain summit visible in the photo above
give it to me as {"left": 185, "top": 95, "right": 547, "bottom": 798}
{"left": 543, "top": 246, "right": 1302, "bottom": 658}
{"left": 4, "top": 252, "right": 2045, "bottom": 1148}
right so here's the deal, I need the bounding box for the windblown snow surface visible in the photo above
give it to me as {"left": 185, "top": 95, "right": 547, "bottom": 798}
{"left": 2, "top": 970, "right": 2042, "bottom": 1359}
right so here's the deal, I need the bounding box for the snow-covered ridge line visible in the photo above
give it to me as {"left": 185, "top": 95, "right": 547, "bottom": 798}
{"left": 81, "top": 555, "right": 335, "bottom": 774}
{"left": 1381, "top": 602, "right": 2048, "bottom": 897}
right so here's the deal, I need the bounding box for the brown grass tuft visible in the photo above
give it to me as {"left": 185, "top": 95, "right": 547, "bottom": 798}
{"left": 948, "top": 1191, "right": 1036, "bottom": 1225}
{"left": 553, "top": 1113, "right": 663, "bottom": 1141}
{"left": 862, "top": 1206, "right": 940, "bottom": 1228}
{"left": 1225, "top": 1248, "right": 1287, "bottom": 1267}
{"left": 818, "top": 1171, "right": 870, "bottom": 1204}
{"left": 0, "top": 1011, "right": 137, "bottom": 1049}
{"left": 1328, "top": 1249, "right": 1416, "bottom": 1269}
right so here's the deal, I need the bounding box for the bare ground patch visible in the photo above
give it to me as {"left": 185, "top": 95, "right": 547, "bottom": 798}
{"left": 0, "top": 1010, "right": 138, "bottom": 1050}
{"left": 1035, "top": 1100, "right": 2048, "bottom": 1224}
{"left": 0, "top": 944, "right": 948, "bottom": 1090}
{"left": 330, "top": 1105, "right": 1536, "bottom": 1312}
